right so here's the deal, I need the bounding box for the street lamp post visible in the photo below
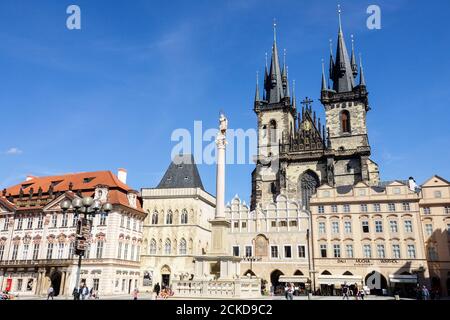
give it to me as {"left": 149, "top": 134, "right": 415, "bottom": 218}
{"left": 60, "top": 197, "right": 112, "bottom": 299}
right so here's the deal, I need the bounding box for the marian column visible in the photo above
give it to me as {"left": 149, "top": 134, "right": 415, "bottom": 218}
{"left": 215, "top": 113, "right": 227, "bottom": 219}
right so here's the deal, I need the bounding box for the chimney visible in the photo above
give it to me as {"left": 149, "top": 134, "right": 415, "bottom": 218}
{"left": 118, "top": 168, "right": 127, "bottom": 184}
{"left": 408, "top": 177, "right": 418, "bottom": 192}
{"left": 26, "top": 175, "right": 37, "bottom": 182}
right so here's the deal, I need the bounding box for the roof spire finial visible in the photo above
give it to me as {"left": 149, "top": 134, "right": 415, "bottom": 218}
{"left": 321, "top": 58, "right": 327, "bottom": 91}
{"left": 338, "top": 4, "right": 343, "bottom": 33}
{"left": 359, "top": 53, "right": 366, "bottom": 87}
{"left": 273, "top": 18, "right": 277, "bottom": 42}
{"left": 255, "top": 70, "right": 260, "bottom": 102}
{"left": 351, "top": 34, "right": 358, "bottom": 77}
{"left": 265, "top": 52, "right": 268, "bottom": 69}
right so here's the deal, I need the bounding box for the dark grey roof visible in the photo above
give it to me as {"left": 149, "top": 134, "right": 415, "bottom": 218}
{"left": 156, "top": 154, "right": 204, "bottom": 190}
{"left": 336, "top": 185, "right": 353, "bottom": 194}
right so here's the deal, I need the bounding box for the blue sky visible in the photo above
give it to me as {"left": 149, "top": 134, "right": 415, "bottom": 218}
{"left": 0, "top": 0, "right": 449, "bottom": 202}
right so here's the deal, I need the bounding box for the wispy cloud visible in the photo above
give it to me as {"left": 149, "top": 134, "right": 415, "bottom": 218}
{"left": 381, "top": 151, "right": 404, "bottom": 164}
{"left": 5, "top": 147, "right": 23, "bottom": 155}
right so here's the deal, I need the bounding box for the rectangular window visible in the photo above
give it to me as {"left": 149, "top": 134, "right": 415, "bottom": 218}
{"left": 360, "top": 204, "right": 368, "bottom": 212}
{"left": 61, "top": 213, "right": 68, "bottom": 228}
{"left": 96, "top": 241, "right": 104, "bottom": 259}
{"left": 117, "top": 242, "right": 123, "bottom": 259}
{"left": 26, "top": 217, "right": 33, "bottom": 229}
{"left": 402, "top": 203, "right": 411, "bottom": 211}
{"left": 72, "top": 214, "right": 78, "bottom": 227}
{"left": 318, "top": 206, "right": 325, "bottom": 214}
{"left": 445, "top": 206, "right": 450, "bottom": 214}
{"left": 16, "top": 279, "right": 23, "bottom": 292}
{"left": 58, "top": 243, "right": 65, "bottom": 259}
{"left": 375, "top": 221, "right": 383, "bottom": 233}
{"left": 390, "top": 221, "right": 398, "bottom": 233}
{"left": 2, "top": 218, "right": 8, "bottom": 231}
{"left": 22, "top": 244, "right": 29, "bottom": 260}
{"left": 333, "top": 244, "right": 341, "bottom": 258}
{"left": 320, "top": 244, "right": 327, "bottom": 258}
{"left": 245, "top": 246, "right": 252, "bottom": 257}
{"left": 289, "top": 220, "right": 297, "bottom": 227}
{"left": 279, "top": 221, "right": 287, "bottom": 227}
{"left": 423, "top": 207, "right": 431, "bottom": 215}
{"left": 46, "top": 243, "right": 53, "bottom": 260}
{"left": 434, "top": 191, "right": 442, "bottom": 198}
{"left": 242, "top": 222, "right": 247, "bottom": 228}
{"left": 120, "top": 215, "right": 124, "bottom": 228}
{"left": 93, "top": 279, "right": 100, "bottom": 291}
{"left": 377, "top": 244, "right": 385, "bottom": 258}
{"left": 392, "top": 245, "right": 401, "bottom": 259}
{"left": 12, "top": 244, "right": 19, "bottom": 260}
{"left": 428, "top": 247, "right": 438, "bottom": 261}
{"left": 373, "top": 204, "right": 381, "bottom": 212}
{"left": 271, "top": 246, "right": 279, "bottom": 259}
{"left": 16, "top": 217, "right": 23, "bottom": 230}
{"left": 37, "top": 215, "right": 43, "bottom": 229}
{"left": 133, "top": 219, "right": 136, "bottom": 231}
{"left": 122, "top": 279, "right": 126, "bottom": 292}
{"left": 362, "top": 221, "right": 369, "bottom": 233}
{"left": 425, "top": 224, "right": 433, "bottom": 236}
{"left": 343, "top": 204, "right": 350, "bottom": 213}
{"left": 331, "top": 221, "right": 339, "bottom": 234}
{"left": 284, "top": 246, "right": 292, "bottom": 258}
{"left": 51, "top": 215, "right": 57, "bottom": 228}
{"left": 130, "top": 245, "right": 135, "bottom": 261}
{"left": 346, "top": 245, "right": 354, "bottom": 258}
{"left": 33, "top": 243, "right": 40, "bottom": 260}
{"left": 405, "top": 220, "right": 413, "bottom": 233}
{"left": 68, "top": 242, "right": 74, "bottom": 258}
{"left": 0, "top": 245, "right": 4, "bottom": 261}
{"left": 363, "top": 244, "right": 372, "bottom": 258}
{"left": 298, "top": 245, "right": 306, "bottom": 258}
{"left": 124, "top": 244, "right": 129, "bottom": 260}
{"left": 331, "top": 205, "right": 338, "bottom": 213}
{"left": 388, "top": 203, "right": 396, "bottom": 212}
{"left": 318, "top": 222, "right": 326, "bottom": 234}
{"left": 98, "top": 214, "right": 106, "bottom": 226}
{"left": 407, "top": 245, "right": 416, "bottom": 259}
{"left": 233, "top": 221, "right": 239, "bottom": 228}
{"left": 271, "top": 221, "right": 276, "bottom": 228}
{"left": 344, "top": 221, "right": 352, "bottom": 234}
{"left": 127, "top": 217, "right": 131, "bottom": 229}
{"left": 232, "top": 246, "right": 240, "bottom": 257}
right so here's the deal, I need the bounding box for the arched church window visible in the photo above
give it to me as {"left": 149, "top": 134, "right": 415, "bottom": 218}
{"left": 164, "top": 239, "right": 171, "bottom": 255}
{"left": 151, "top": 211, "right": 158, "bottom": 225}
{"left": 180, "top": 209, "right": 188, "bottom": 224}
{"left": 166, "top": 211, "right": 173, "bottom": 225}
{"left": 341, "top": 110, "right": 351, "bottom": 133}
{"left": 179, "top": 238, "right": 187, "bottom": 255}
{"left": 149, "top": 239, "right": 156, "bottom": 255}
{"left": 269, "top": 120, "right": 277, "bottom": 143}
{"left": 299, "top": 171, "right": 320, "bottom": 209}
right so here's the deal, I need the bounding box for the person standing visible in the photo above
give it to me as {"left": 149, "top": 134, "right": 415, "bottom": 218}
{"left": 80, "top": 284, "right": 89, "bottom": 300}
{"left": 153, "top": 282, "right": 161, "bottom": 300}
{"left": 47, "top": 286, "right": 54, "bottom": 300}
{"left": 72, "top": 287, "right": 80, "bottom": 300}
{"left": 342, "top": 283, "right": 350, "bottom": 300}
{"left": 132, "top": 288, "right": 139, "bottom": 300}
{"left": 285, "top": 283, "right": 294, "bottom": 300}
{"left": 422, "top": 285, "right": 430, "bottom": 300}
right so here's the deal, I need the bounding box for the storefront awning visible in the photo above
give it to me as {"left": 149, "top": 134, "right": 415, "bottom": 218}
{"left": 279, "top": 275, "right": 309, "bottom": 283}
{"left": 389, "top": 274, "right": 417, "bottom": 284}
{"left": 317, "top": 275, "right": 363, "bottom": 286}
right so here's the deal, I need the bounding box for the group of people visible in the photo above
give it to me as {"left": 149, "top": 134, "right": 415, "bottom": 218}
{"left": 72, "top": 283, "right": 99, "bottom": 300}
{"left": 415, "top": 285, "right": 439, "bottom": 300}
{"left": 342, "top": 283, "right": 366, "bottom": 300}
{"left": 152, "top": 282, "right": 173, "bottom": 299}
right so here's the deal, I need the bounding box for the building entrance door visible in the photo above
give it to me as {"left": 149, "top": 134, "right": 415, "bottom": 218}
{"left": 50, "top": 271, "right": 62, "bottom": 296}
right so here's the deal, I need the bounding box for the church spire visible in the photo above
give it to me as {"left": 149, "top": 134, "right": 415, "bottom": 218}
{"left": 266, "top": 19, "right": 285, "bottom": 103}
{"left": 350, "top": 34, "right": 358, "bottom": 78}
{"left": 292, "top": 79, "right": 297, "bottom": 109}
{"left": 332, "top": 5, "right": 355, "bottom": 93}
{"left": 255, "top": 71, "right": 260, "bottom": 102}
{"left": 321, "top": 59, "right": 328, "bottom": 92}
{"left": 359, "top": 54, "right": 366, "bottom": 87}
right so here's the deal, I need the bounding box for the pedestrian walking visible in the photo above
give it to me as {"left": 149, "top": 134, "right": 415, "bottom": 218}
{"left": 72, "top": 287, "right": 80, "bottom": 300}
{"left": 285, "top": 283, "right": 294, "bottom": 300}
{"left": 342, "top": 283, "right": 350, "bottom": 300}
{"left": 132, "top": 288, "right": 139, "bottom": 300}
{"left": 153, "top": 282, "right": 161, "bottom": 299}
{"left": 47, "top": 286, "right": 54, "bottom": 300}
{"left": 80, "top": 284, "right": 89, "bottom": 300}
{"left": 422, "top": 285, "right": 430, "bottom": 300}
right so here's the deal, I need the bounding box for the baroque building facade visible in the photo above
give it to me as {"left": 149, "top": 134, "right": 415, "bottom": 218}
{"left": 251, "top": 14, "right": 379, "bottom": 211}
{"left": 140, "top": 154, "right": 216, "bottom": 291}
{"left": 0, "top": 170, "right": 146, "bottom": 297}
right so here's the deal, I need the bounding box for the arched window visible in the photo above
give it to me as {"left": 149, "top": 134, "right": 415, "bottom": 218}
{"left": 180, "top": 209, "right": 188, "bottom": 224}
{"left": 179, "top": 238, "right": 187, "bottom": 255}
{"left": 151, "top": 211, "right": 158, "bottom": 225}
{"left": 149, "top": 239, "right": 157, "bottom": 255}
{"left": 166, "top": 211, "right": 173, "bottom": 225}
{"left": 299, "top": 170, "right": 320, "bottom": 209}
{"left": 164, "top": 239, "right": 171, "bottom": 255}
{"left": 269, "top": 120, "right": 277, "bottom": 143}
{"left": 341, "top": 110, "right": 351, "bottom": 133}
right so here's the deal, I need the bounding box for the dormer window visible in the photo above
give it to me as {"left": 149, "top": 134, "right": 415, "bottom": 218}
{"left": 94, "top": 186, "right": 108, "bottom": 202}
{"left": 83, "top": 177, "right": 95, "bottom": 183}
{"left": 127, "top": 192, "right": 137, "bottom": 209}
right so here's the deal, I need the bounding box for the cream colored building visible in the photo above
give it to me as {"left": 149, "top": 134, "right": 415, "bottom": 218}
{"left": 310, "top": 181, "right": 428, "bottom": 297}
{"left": 226, "top": 194, "right": 311, "bottom": 295}
{"left": 0, "top": 170, "right": 146, "bottom": 297}
{"left": 140, "top": 155, "right": 215, "bottom": 291}
{"left": 419, "top": 175, "right": 450, "bottom": 296}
